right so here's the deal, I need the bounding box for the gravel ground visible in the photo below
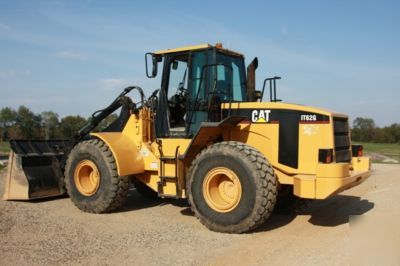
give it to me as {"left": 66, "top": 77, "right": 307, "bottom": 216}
{"left": 0, "top": 164, "right": 399, "bottom": 265}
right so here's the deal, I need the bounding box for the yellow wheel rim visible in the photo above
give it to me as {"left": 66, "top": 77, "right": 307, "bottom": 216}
{"left": 203, "top": 167, "right": 242, "bottom": 213}
{"left": 74, "top": 160, "right": 100, "bottom": 196}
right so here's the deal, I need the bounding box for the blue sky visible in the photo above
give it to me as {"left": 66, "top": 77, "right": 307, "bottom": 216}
{"left": 0, "top": 0, "right": 399, "bottom": 126}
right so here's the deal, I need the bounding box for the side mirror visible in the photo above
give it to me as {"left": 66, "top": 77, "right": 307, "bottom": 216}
{"left": 145, "top": 53, "right": 159, "bottom": 78}
{"left": 253, "top": 90, "right": 262, "bottom": 101}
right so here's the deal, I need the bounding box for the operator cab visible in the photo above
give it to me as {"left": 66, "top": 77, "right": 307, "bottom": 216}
{"left": 146, "top": 43, "right": 249, "bottom": 138}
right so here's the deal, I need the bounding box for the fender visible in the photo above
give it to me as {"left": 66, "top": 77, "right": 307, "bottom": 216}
{"left": 90, "top": 132, "right": 145, "bottom": 176}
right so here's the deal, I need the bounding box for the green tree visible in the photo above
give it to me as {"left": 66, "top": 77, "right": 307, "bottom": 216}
{"left": 352, "top": 117, "right": 376, "bottom": 142}
{"left": 41, "top": 111, "right": 60, "bottom": 139}
{"left": 16, "top": 106, "right": 42, "bottom": 138}
{"left": 383, "top": 123, "right": 400, "bottom": 143}
{"left": 0, "top": 107, "right": 18, "bottom": 140}
{"left": 0, "top": 107, "right": 17, "bottom": 128}
{"left": 60, "top": 115, "right": 87, "bottom": 138}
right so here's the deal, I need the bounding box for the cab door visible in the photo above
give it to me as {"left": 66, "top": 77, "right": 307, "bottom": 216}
{"left": 186, "top": 49, "right": 212, "bottom": 136}
{"left": 156, "top": 53, "right": 189, "bottom": 138}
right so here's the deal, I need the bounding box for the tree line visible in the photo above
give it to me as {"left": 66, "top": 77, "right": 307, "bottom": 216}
{"left": 0, "top": 106, "right": 399, "bottom": 143}
{"left": 351, "top": 117, "right": 400, "bottom": 143}
{"left": 0, "top": 106, "right": 117, "bottom": 140}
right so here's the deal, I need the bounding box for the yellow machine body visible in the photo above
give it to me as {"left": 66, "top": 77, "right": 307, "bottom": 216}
{"left": 3, "top": 43, "right": 370, "bottom": 204}
{"left": 3, "top": 43, "right": 372, "bottom": 234}
{"left": 89, "top": 101, "right": 370, "bottom": 200}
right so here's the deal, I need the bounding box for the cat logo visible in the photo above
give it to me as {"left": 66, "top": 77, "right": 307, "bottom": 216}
{"left": 251, "top": 110, "right": 271, "bottom": 123}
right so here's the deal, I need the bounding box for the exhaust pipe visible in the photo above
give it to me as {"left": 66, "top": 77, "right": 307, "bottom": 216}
{"left": 246, "top": 57, "right": 258, "bottom": 101}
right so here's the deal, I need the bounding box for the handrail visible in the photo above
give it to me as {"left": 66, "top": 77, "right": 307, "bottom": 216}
{"left": 261, "top": 76, "right": 281, "bottom": 102}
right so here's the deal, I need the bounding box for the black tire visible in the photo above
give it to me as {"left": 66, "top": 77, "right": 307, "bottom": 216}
{"left": 187, "top": 141, "right": 277, "bottom": 233}
{"left": 133, "top": 178, "right": 159, "bottom": 199}
{"left": 64, "top": 139, "right": 130, "bottom": 213}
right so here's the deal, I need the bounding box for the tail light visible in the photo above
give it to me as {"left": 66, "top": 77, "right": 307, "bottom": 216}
{"left": 319, "top": 149, "right": 334, "bottom": 164}
{"left": 352, "top": 145, "right": 363, "bottom": 157}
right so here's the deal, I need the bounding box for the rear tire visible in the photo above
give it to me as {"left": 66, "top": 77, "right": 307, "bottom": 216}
{"left": 187, "top": 141, "right": 277, "bottom": 233}
{"left": 65, "top": 139, "right": 130, "bottom": 213}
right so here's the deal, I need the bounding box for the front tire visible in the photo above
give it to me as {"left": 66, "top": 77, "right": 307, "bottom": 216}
{"left": 65, "top": 139, "right": 130, "bottom": 213}
{"left": 187, "top": 141, "right": 277, "bottom": 233}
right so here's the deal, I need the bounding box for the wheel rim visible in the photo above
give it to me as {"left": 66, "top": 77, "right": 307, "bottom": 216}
{"left": 203, "top": 167, "right": 242, "bottom": 213}
{"left": 74, "top": 160, "right": 100, "bottom": 196}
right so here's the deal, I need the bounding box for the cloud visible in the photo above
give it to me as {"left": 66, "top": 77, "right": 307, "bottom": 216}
{"left": 55, "top": 51, "right": 86, "bottom": 60}
{"left": 99, "top": 78, "right": 129, "bottom": 90}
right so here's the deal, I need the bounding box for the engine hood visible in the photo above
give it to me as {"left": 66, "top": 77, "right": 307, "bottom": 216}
{"left": 221, "top": 102, "right": 348, "bottom": 120}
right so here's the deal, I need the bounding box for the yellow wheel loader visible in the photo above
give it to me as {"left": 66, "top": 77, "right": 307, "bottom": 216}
{"left": 3, "top": 43, "right": 371, "bottom": 233}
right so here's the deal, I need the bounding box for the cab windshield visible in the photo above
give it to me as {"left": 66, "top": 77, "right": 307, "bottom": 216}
{"left": 215, "top": 52, "right": 247, "bottom": 102}
{"left": 183, "top": 49, "right": 247, "bottom": 135}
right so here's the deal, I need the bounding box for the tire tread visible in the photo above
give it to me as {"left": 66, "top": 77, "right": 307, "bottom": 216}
{"left": 64, "top": 139, "right": 129, "bottom": 213}
{"left": 187, "top": 141, "right": 277, "bottom": 233}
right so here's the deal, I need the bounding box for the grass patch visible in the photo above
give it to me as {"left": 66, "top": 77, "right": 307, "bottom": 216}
{"left": 355, "top": 142, "right": 400, "bottom": 163}
{"left": 0, "top": 141, "right": 10, "bottom": 153}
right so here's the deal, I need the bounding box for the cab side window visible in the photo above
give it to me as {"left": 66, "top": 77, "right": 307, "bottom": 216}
{"left": 167, "top": 55, "right": 189, "bottom": 135}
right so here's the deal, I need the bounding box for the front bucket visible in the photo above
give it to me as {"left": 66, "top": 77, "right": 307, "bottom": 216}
{"left": 3, "top": 140, "right": 73, "bottom": 200}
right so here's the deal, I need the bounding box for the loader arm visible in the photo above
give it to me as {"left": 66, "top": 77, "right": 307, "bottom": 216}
{"left": 3, "top": 86, "right": 143, "bottom": 200}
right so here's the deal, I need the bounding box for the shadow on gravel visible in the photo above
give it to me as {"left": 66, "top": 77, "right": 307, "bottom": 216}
{"left": 115, "top": 190, "right": 375, "bottom": 230}
{"left": 254, "top": 195, "right": 375, "bottom": 233}
{"left": 306, "top": 195, "right": 374, "bottom": 227}
{"left": 252, "top": 213, "right": 298, "bottom": 233}
{"left": 12, "top": 194, "right": 69, "bottom": 204}
{"left": 3, "top": 187, "right": 191, "bottom": 213}
{"left": 116, "top": 189, "right": 190, "bottom": 213}
{"left": 180, "top": 207, "right": 194, "bottom": 216}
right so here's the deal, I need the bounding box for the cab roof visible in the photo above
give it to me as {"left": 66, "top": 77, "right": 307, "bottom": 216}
{"left": 153, "top": 43, "right": 243, "bottom": 57}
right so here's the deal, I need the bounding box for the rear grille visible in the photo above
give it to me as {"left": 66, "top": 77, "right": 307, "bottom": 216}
{"left": 333, "top": 117, "right": 351, "bottom": 162}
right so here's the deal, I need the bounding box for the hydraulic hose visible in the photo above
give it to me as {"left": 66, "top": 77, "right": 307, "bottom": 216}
{"left": 74, "top": 86, "right": 144, "bottom": 141}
